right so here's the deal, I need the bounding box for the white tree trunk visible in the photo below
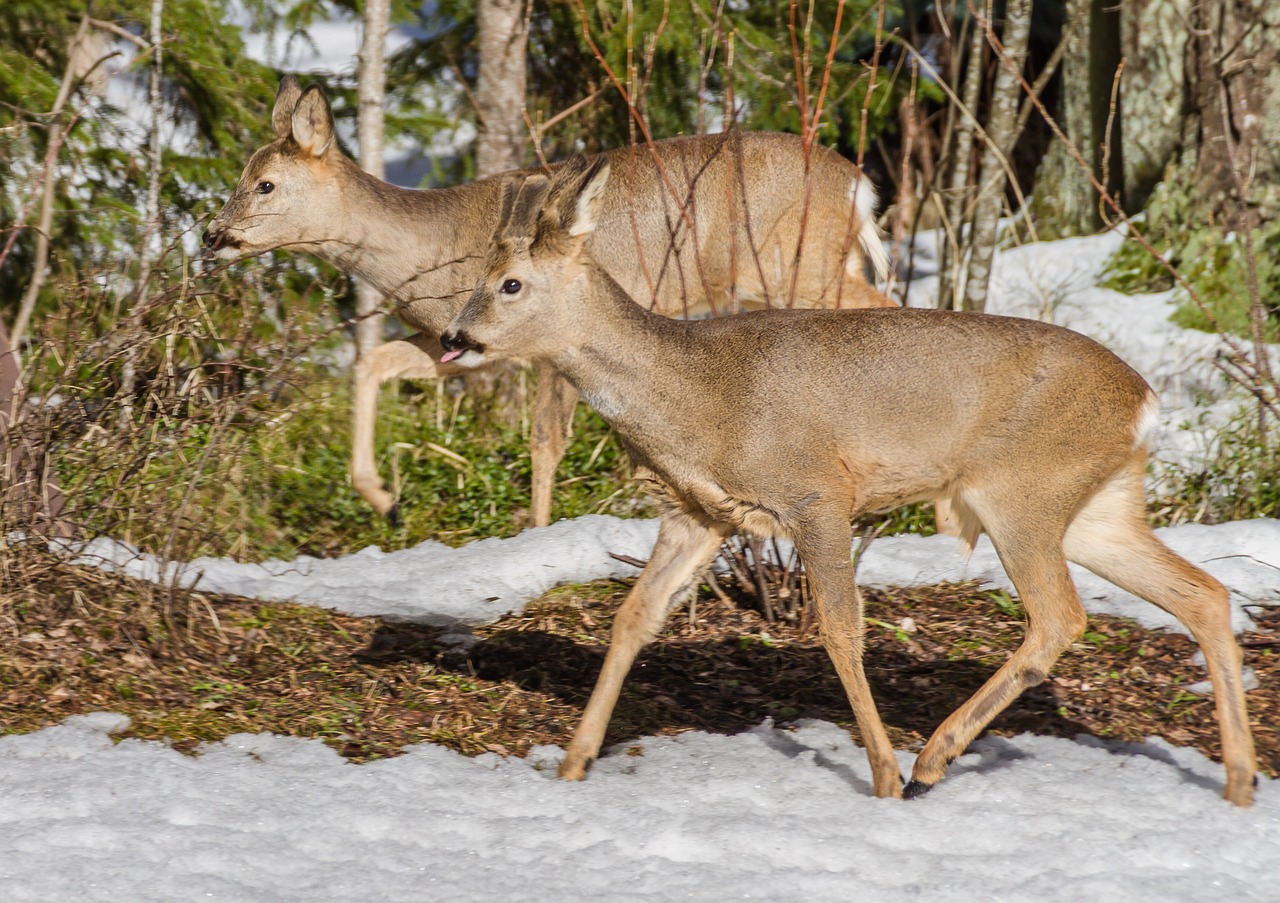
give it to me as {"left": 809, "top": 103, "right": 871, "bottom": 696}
{"left": 137, "top": 0, "right": 164, "bottom": 297}
{"left": 470, "top": 0, "right": 530, "bottom": 426}
{"left": 962, "top": 0, "right": 1032, "bottom": 313}
{"left": 355, "top": 0, "right": 390, "bottom": 361}
{"left": 10, "top": 14, "right": 94, "bottom": 349}
{"left": 475, "top": 0, "right": 528, "bottom": 177}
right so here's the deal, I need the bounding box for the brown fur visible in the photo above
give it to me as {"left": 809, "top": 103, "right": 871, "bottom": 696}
{"left": 206, "top": 77, "right": 894, "bottom": 526}
{"left": 438, "top": 158, "right": 1258, "bottom": 807}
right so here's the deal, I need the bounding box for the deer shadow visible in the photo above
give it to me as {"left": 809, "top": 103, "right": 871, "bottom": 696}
{"left": 360, "top": 619, "right": 1099, "bottom": 790}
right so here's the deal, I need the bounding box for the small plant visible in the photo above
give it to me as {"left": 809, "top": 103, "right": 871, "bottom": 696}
{"left": 1153, "top": 412, "right": 1280, "bottom": 525}
{"left": 1102, "top": 181, "right": 1280, "bottom": 342}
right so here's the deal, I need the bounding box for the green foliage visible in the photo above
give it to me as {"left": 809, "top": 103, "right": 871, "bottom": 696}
{"left": 1153, "top": 412, "right": 1280, "bottom": 525}
{"left": 398, "top": 0, "right": 918, "bottom": 173}
{"left": 1102, "top": 181, "right": 1280, "bottom": 341}
{"left": 0, "top": 0, "right": 281, "bottom": 314}
{"left": 44, "top": 327, "right": 651, "bottom": 562}
{"left": 252, "top": 377, "right": 650, "bottom": 558}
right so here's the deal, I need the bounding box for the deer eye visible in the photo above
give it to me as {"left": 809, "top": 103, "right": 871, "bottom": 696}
{"left": 499, "top": 278, "right": 522, "bottom": 295}
{"left": 255, "top": 181, "right": 274, "bottom": 194}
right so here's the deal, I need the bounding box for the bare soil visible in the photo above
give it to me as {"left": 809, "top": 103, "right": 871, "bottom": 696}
{"left": 2, "top": 548, "right": 1276, "bottom": 775}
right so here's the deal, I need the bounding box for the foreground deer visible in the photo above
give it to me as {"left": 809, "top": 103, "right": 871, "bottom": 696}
{"left": 204, "top": 77, "right": 893, "bottom": 527}
{"left": 438, "top": 156, "right": 1257, "bottom": 806}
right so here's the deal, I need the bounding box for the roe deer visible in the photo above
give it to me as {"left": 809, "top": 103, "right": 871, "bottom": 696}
{"left": 438, "top": 155, "right": 1257, "bottom": 806}
{"left": 204, "top": 76, "right": 894, "bottom": 528}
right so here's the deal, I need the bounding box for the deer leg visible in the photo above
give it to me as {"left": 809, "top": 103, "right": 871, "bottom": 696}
{"left": 907, "top": 504, "right": 1086, "bottom": 797}
{"left": 350, "top": 333, "right": 453, "bottom": 523}
{"left": 1063, "top": 458, "right": 1257, "bottom": 807}
{"left": 528, "top": 363, "right": 579, "bottom": 528}
{"left": 798, "top": 521, "right": 903, "bottom": 798}
{"left": 559, "top": 512, "right": 726, "bottom": 780}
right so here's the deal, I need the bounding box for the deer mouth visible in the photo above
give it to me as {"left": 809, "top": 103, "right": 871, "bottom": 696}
{"left": 202, "top": 229, "right": 243, "bottom": 259}
{"left": 439, "top": 331, "right": 485, "bottom": 365}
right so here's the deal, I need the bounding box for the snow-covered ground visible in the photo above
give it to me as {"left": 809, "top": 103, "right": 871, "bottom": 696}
{"left": 2, "top": 713, "right": 1277, "bottom": 903}
{"left": 5, "top": 233, "right": 1280, "bottom": 899}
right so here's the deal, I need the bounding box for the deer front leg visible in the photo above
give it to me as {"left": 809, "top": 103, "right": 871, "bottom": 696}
{"left": 560, "top": 512, "right": 727, "bottom": 780}
{"left": 350, "top": 333, "right": 456, "bottom": 523}
{"left": 797, "top": 519, "right": 903, "bottom": 798}
{"left": 528, "top": 363, "right": 580, "bottom": 528}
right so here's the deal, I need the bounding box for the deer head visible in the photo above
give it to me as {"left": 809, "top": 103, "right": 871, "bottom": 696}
{"left": 440, "top": 155, "right": 612, "bottom": 367}
{"left": 203, "top": 76, "right": 345, "bottom": 259}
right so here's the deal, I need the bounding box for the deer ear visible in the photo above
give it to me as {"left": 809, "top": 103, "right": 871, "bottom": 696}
{"left": 565, "top": 155, "right": 611, "bottom": 238}
{"left": 291, "top": 85, "right": 336, "bottom": 157}
{"left": 496, "top": 174, "right": 524, "bottom": 233}
{"left": 272, "top": 75, "right": 303, "bottom": 140}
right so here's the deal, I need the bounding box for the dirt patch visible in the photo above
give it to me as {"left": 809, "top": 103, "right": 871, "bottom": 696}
{"left": 2, "top": 549, "right": 1276, "bottom": 775}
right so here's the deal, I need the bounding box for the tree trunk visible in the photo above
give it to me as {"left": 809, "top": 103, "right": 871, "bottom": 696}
{"left": 1089, "top": 0, "right": 1124, "bottom": 205}
{"left": 10, "top": 14, "right": 93, "bottom": 350}
{"left": 1188, "top": 0, "right": 1278, "bottom": 219}
{"left": 1034, "top": 0, "right": 1095, "bottom": 235}
{"left": 0, "top": 317, "right": 68, "bottom": 538}
{"left": 354, "top": 0, "right": 390, "bottom": 362}
{"left": 1118, "top": 0, "right": 1190, "bottom": 211}
{"left": 961, "top": 0, "right": 1032, "bottom": 313}
{"left": 475, "top": 0, "right": 528, "bottom": 178}
{"left": 1186, "top": 0, "right": 1278, "bottom": 402}
{"left": 936, "top": 9, "right": 985, "bottom": 310}
{"left": 470, "top": 0, "right": 529, "bottom": 426}
{"left": 119, "top": 0, "right": 163, "bottom": 424}
{"left": 136, "top": 0, "right": 164, "bottom": 298}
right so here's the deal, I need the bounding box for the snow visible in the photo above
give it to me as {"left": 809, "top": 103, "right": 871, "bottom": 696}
{"left": 2, "top": 715, "right": 1278, "bottom": 902}
{"left": 7, "top": 232, "right": 1280, "bottom": 898}
{"left": 72, "top": 516, "right": 1280, "bottom": 637}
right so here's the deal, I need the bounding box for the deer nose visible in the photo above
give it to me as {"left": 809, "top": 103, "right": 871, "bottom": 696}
{"left": 439, "top": 330, "right": 481, "bottom": 363}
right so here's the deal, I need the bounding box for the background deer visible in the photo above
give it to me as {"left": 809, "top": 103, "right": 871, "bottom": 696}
{"left": 205, "top": 77, "right": 894, "bottom": 528}
{"left": 438, "top": 156, "right": 1257, "bottom": 807}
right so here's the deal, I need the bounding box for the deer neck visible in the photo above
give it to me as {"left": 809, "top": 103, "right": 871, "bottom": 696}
{"left": 550, "top": 270, "right": 704, "bottom": 439}
{"left": 314, "top": 162, "right": 498, "bottom": 331}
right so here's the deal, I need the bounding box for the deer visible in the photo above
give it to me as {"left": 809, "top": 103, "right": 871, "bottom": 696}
{"left": 204, "top": 76, "right": 896, "bottom": 529}
{"left": 436, "top": 154, "right": 1258, "bottom": 807}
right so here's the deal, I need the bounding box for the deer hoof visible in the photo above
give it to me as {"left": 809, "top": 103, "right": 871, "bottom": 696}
{"left": 902, "top": 779, "right": 935, "bottom": 800}
{"left": 385, "top": 502, "right": 401, "bottom": 528}
{"left": 557, "top": 755, "right": 591, "bottom": 781}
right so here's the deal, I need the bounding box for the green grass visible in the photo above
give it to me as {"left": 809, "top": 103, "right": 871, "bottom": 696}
{"left": 1101, "top": 183, "right": 1280, "bottom": 342}
{"left": 255, "top": 377, "right": 651, "bottom": 558}
{"left": 55, "top": 365, "right": 651, "bottom": 562}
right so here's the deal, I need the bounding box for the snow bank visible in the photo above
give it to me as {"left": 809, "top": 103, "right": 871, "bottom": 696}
{"left": 72, "top": 517, "right": 1280, "bottom": 637}
{"left": 1, "top": 713, "right": 1275, "bottom": 903}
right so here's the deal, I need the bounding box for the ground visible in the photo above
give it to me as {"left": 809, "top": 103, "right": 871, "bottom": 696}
{"left": 2, "top": 548, "right": 1275, "bottom": 774}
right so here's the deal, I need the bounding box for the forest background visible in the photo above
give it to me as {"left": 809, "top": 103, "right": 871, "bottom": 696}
{"left": 0, "top": 0, "right": 1276, "bottom": 618}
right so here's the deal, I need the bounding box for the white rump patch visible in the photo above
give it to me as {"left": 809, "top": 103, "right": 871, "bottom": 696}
{"left": 847, "top": 175, "right": 888, "bottom": 284}
{"left": 1134, "top": 390, "right": 1160, "bottom": 449}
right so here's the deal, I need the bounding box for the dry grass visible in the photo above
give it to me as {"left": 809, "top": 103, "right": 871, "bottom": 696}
{"left": 2, "top": 544, "right": 1276, "bottom": 777}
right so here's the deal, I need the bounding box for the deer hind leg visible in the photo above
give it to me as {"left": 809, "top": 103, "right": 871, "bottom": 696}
{"left": 350, "top": 333, "right": 452, "bottom": 523}
{"left": 528, "top": 363, "right": 579, "bottom": 528}
{"left": 798, "top": 520, "right": 902, "bottom": 798}
{"left": 559, "top": 512, "right": 728, "bottom": 780}
{"left": 907, "top": 496, "right": 1087, "bottom": 797}
{"left": 1063, "top": 457, "right": 1257, "bottom": 807}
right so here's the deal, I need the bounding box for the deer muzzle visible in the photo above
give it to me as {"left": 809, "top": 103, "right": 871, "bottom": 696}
{"left": 439, "top": 330, "right": 484, "bottom": 365}
{"left": 201, "top": 226, "right": 242, "bottom": 259}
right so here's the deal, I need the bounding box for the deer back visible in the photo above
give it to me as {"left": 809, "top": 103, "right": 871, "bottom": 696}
{"left": 205, "top": 78, "right": 893, "bottom": 339}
